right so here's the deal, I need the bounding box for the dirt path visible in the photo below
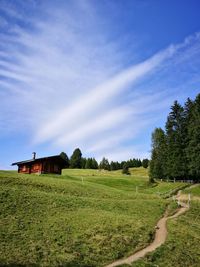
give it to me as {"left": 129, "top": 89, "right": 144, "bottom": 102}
{"left": 177, "top": 194, "right": 200, "bottom": 201}
{"left": 188, "top": 183, "right": 200, "bottom": 189}
{"left": 105, "top": 196, "right": 189, "bottom": 267}
{"left": 176, "top": 183, "right": 200, "bottom": 202}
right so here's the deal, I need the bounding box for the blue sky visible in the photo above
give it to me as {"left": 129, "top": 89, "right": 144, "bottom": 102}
{"left": 0, "top": 0, "right": 200, "bottom": 169}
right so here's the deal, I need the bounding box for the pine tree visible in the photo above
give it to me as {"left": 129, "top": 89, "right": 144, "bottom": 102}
{"left": 165, "top": 101, "right": 187, "bottom": 179}
{"left": 150, "top": 94, "right": 200, "bottom": 181}
{"left": 142, "top": 159, "right": 149, "bottom": 168}
{"left": 99, "top": 157, "right": 110, "bottom": 170}
{"left": 137, "top": 159, "right": 142, "bottom": 167}
{"left": 122, "top": 163, "right": 130, "bottom": 175}
{"left": 59, "top": 152, "right": 69, "bottom": 168}
{"left": 81, "top": 157, "right": 87, "bottom": 169}
{"left": 92, "top": 158, "right": 98, "bottom": 169}
{"left": 186, "top": 94, "right": 200, "bottom": 181}
{"left": 85, "top": 158, "right": 92, "bottom": 169}
{"left": 149, "top": 128, "right": 167, "bottom": 179}
{"left": 84, "top": 158, "right": 98, "bottom": 169}
{"left": 70, "top": 148, "right": 82, "bottom": 168}
{"left": 110, "top": 161, "right": 116, "bottom": 171}
{"left": 183, "top": 98, "right": 194, "bottom": 178}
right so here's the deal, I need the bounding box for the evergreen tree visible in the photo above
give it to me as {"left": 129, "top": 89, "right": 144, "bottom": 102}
{"left": 136, "top": 159, "right": 142, "bottom": 167}
{"left": 59, "top": 152, "right": 69, "bottom": 168}
{"left": 165, "top": 101, "right": 187, "bottom": 179}
{"left": 70, "top": 148, "right": 82, "bottom": 168}
{"left": 110, "top": 161, "right": 116, "bottom": 171}
{"left": 85, "top": 158, "right": 92, "bottom": 169}
{"left": 116, "top": 161, "right": 121, "bottom": 169}
{"left": 183, "top": 98, "right": 194, "bottom": 177}
{"left": 122, "top": 163, "right": 130, "bottom": 175}
{"left": 92, "top": 158, "right": 98, "bottom": 169}
{"left": 127, "top": 159, "right": 133, "bottom": 167}
{"left": 130, "top": 159, "right": 137, "bottom": 167}
{"left": 186, "top": 94, "right": 200, "bottom": 181}
{"left": 120, "top": 161, "right": 126, "bottom": 169}
{"left": 150, "top": 93, "right": 200, "bottom": 181}
{"left": 142, "top": 158, "right": 149, "bottom": 168}
{"left": 84, "top": 158, "right": 98, "bottom": 169}
{"left": 110, "top": 161, "right": 121, "bottom": 170}
{"left": 99, "top": 157, "right": 110, "bottom": 170}
{"left": 149, "top": 128, "right": 167, "bottom": 179}
{"left": 81, "top": 157, "right": 87, "bottom": 169}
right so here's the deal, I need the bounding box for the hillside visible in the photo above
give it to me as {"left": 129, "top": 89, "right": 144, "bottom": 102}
{"left": 0, "top": 169, "right": 199, "bottom": 266}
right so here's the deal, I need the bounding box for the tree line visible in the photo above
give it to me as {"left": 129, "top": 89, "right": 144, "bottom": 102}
{"left": 60, "top": 149, "right": 149, "bottom": 170}
{"left": 150, "top": 93, "right": 200, "bottom": 182}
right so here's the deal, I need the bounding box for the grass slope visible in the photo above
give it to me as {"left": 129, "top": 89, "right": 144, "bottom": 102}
{"left": 131, "top": 202, "right": 200, "bottom": 267}
{"left": 183, "top": 184, "right": 200, "bottom": 196}
{"left": 0, "top": 169, "right": 193, "bottom": 267}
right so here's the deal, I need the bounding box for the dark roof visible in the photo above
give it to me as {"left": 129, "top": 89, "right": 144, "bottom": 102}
{"left": 12, "top": 155, "right": 67, "bottom": 166}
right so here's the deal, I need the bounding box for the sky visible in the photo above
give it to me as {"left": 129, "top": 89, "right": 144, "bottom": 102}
{"left": 0, "top": 0, "right": 200, "bottom": 169}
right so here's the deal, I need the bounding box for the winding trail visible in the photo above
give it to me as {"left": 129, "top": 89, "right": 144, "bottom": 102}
{"left": 105, "top": 191, "right": 190, "bottom": 267}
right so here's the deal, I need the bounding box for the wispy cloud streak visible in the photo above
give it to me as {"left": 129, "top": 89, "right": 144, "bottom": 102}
{"left": 0, "top": 1, "right": 200, "bottom": 161}
{"left": 35, "top": 45, "right": 176, "bottom": 144}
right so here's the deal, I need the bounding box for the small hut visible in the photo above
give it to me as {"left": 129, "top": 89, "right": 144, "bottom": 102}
{"left": 12, "top": 153, "right": 67, "bottom": 175}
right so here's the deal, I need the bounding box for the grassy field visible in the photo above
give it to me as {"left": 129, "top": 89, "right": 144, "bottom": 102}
{"left": 130, "top": 202, "right": 200, "bottom": 267}
{"left": 62, "top": 167, "right": 149, "bottom": 178}
{"left": 0, "top": 168, "right": 196, "bottom": 266}
{"left": 183, "top": 184, "right": 200, "bottom": 196}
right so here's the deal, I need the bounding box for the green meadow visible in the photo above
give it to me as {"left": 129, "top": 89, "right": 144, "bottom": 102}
{"left": 130, "top": 201, "right": 200, "bottom": 267}
{"left": 0, "top": 169, "right": 198, "bottom": 266}
{"left": 183, "top": 184, "right": 200, "bottom": 196}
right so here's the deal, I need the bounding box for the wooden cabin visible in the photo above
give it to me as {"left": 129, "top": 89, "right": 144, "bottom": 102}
{"left": 12, "top": 153, "right": 68, "bottom": 175}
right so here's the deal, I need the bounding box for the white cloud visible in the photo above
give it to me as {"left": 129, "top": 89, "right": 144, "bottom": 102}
{"left": 34, "top": 45, "right": 177, "bottom": 145}
{"left": 0, "top": 1, "right": 200, "bottom": 161}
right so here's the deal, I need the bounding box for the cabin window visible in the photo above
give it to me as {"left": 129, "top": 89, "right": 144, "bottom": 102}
{"left": 33, "top": 164, "right": 39, "bottom": 170}
{"left": 22, "top": 165, "right": 26, "bottom": 171}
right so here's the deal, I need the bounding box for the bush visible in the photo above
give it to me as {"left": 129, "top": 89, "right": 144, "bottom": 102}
{"left": 122, "top": 164, "right": 130, "bottom": 175}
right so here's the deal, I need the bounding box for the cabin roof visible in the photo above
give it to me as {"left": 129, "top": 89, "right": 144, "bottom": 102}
{"left": 11, "top": 155, "right": 67, "bottom": 166}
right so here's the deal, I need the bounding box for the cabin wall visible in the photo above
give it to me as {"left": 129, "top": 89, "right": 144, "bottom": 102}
{"left": 18, "top": 159, "right": 63, "bottom": 175}
{"left": 18, "top": 164, "right": 31, "bottom": 174}
{"left": 42, "top": 160, "right": 61, "bottom": 174}
{"left": 31, "top": 162, "right": 42, "bottom": 174}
